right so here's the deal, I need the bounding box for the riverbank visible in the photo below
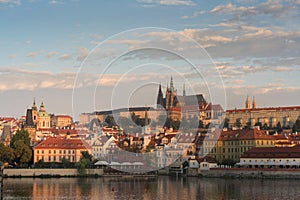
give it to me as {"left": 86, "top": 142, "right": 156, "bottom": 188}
{"left": 200, "top": 168, "right": 300, "bottom": 179}
{"left": 2, "top": 168, "right": 104, "bottom": 178}
{"left": 4, "top": 168, "right": 300, "bottom": 179}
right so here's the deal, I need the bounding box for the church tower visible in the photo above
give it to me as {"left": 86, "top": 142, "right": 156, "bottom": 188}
{"left": 252, "top": 96, "right": 257, "bottom": 109}
{"left": 156, "top": 83, "right": 164, "bottom": 108}
{"left": 245, "top": 96, "right": 251, "bottom": 109}
{"left": 39, "top": 99, "right": 45, "bottom": 112}
{"left": 32, "top": 98, "right": 38, "bottom": 125}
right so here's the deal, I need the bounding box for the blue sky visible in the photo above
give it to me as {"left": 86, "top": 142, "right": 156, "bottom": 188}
{"left": 0, "top": 0, "right": 299, "bottom": 119}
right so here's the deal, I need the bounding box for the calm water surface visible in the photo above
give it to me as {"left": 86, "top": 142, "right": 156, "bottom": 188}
{"left": 2, "top": 176, "right": 300, "bottom": 200}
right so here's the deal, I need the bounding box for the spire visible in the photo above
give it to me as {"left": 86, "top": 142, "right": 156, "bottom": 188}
{"left": 32, "top": 97, "right": 37, "bottom": 110}
{"left": 170, "top": 76, "right": 174, "bottom": 92}
{"left": 183, "top": 83, "right": 186, "bottom": 96}
{"left": 144, "top": 107, "right": 149, "bottom": 126}
{"left": 40, "top": 99, "right": 45, "bottom": 112}
{"left": 245, "top": 95, "right": 250, "bottom": 109}
{"left": 252, "top": 96, "right": 257, "bottom": 109}
{"left": 157, "top": 83, "right": 164, "bottom": 108}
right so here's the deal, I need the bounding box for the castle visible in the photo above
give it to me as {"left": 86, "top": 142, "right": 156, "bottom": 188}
{"left": 226, "top": 96, "right": 300, "bottom": 128}
{"left": 156, "top": 77, "right": 224, "bottom": 124}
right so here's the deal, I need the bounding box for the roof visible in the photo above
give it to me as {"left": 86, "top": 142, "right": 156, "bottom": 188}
{"left": 34, "top": 136, "right": 92, "bottom": 150}
{"left": 205, "top": 104, "right": 224, "bottom": 111}
{"left": 241, "top": 146, "right": 300, "bottom": 158}
{"left": 226, "top": 106, "right": 300, "bottom": 113}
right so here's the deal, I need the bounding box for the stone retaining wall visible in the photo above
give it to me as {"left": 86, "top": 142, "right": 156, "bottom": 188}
{"left": 3, "top": 168, "right": 103, "bottom": 177}
{"left": 200, "top": 168, "right": 300, "bottom": 179}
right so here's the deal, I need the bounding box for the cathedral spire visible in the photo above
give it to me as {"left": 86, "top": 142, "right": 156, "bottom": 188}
{"left": 157, "top": 83, "right": 164, "bottom": 108}
{"left": 170, "top": 76, "right": 174, "bottom": 92}
{"left": 252, "top": 96, "right": 257, "bottom": 109}
{"left": 183, "top": 83, "right": 186, "bottom": 96}
{"left": 245, "top": 95, "right": 250, "bottom": 109}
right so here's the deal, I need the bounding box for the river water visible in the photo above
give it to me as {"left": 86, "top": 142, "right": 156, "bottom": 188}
{"left": 2, "top": 176, "right": 299, "bottom": 200}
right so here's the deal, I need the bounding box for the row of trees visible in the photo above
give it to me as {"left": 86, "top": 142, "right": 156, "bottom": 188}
{"left": 0, "top": 129, "right": 32, "bottom": 167}
{"left": 229, "top": 118, "right": 300, "bottom": 133}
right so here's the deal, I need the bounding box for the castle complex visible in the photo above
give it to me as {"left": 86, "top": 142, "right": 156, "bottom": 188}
{"left": 156, "top": 77, "right": 224, "bottom": 124}
{"left": 226, "top": 96, "right": 300, "bottom": 128}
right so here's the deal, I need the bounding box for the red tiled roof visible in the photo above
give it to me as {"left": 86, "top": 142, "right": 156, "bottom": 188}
{"left": 205, "top": 104, "right": 224, "bottom": 111}
{"left": 227, "top": 106, "right": 300, "bottom": 113}
{"left": 241, "top": 146, "right": 300, "bottom": 158}
{"left": 55, "top": 115, "right": 72, "bottom": 118}
{"left": 34, "top": 136, "right": 91, "bottom": 150}
{"left": 205, "top": 129, "right": 275, "bottom": 141}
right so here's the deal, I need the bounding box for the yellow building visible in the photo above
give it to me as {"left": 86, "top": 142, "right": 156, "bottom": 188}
{"left": 33, "top": 135, "right": 92, "bottom": 163}
{"left": 202, "top": 129, "right": 276, "bottom": 163}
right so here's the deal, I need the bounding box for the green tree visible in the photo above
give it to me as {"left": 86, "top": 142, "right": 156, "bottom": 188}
{"left": 234, "top": 118, "right": 242, "bottom": 128}
{"left": 76, "top": 151, "right": 92, "bottom": 175}
{"left": 223, "top": 118, "right": 229, "bottom": 128}
{"left": 198, "top": 120, "right": 204, "bottom": 129}
{"left": 105, "top": 115, "right": 116, "bottom": 127}
{"left": 10, "top": 129, "right": 32, "bottom": 167}
{"left": 10, "top": 129, "right": 31, "bottom": 148}
{"left": 292, "top": 119, "right": 300, "bottom": 133}
{"left": 13, "top": 140, "right": 32, "bottom": 165}
{"left": 0, "top": 143, "right": 14, "bottom": 163}
{"left": 276, "top": 122, "right": 283, "bottom": 132}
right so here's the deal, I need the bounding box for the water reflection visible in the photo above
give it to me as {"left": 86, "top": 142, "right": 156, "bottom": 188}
{"left": 2, "top": 177, "right": 300, "bottom": 200}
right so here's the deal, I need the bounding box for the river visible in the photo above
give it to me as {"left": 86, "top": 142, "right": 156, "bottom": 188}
{"left": 1, "top": 176, "right": 299, "bottom": 200}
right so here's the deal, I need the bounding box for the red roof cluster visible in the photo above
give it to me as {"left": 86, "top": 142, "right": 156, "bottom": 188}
{"left": 34, "top": 136, "right": 91, "bottom": 150}
{"left": 241, "top": 146, "right": 300, "bottom": 158}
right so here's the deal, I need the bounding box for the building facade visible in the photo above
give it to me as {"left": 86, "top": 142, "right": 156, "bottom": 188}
{"left": 226, "top": 97, "right": 300, "bottom": 128}
{"left": 33, "top": 135, "right": 92, "bottom": 163}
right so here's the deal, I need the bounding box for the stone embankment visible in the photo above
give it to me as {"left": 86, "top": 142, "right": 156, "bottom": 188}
{"left": 2, "top": 168, "right": 103, "bottom": 177}
{"left": 200, "top": 168, "right": 300, "bottom": 179}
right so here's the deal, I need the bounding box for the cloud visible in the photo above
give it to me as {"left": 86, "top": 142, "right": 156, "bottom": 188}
{"left": 26, "top": 51, "right": 40, "bottom": 58}
{"left": 59, "top": 53, "right": 72, "bottom": 60}
{"left": 210, "top": 0, "right": 296, "bottom": 18}
{"left": 76, "top": 47, "right": 89, "bottom": 61}
{"left": 0, "top": 68, "right": 77, "bottom": 91}
{"left": 136, "top": 0, "right": 195, "bottom": 6}
{"left": 45, "top": 51, "right": 58, "bottom": 59}
{"left": 0, "top": 0, "right": 20, "bottom": 7}
{"left": 49, "top": 0, "right": 63, "bottom": 4}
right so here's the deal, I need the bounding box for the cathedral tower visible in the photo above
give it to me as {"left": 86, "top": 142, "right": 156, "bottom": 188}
{"left": 252, "top": 96, "right": 257, "bottom": 109}
{"left": 245, "top": 96, "right": 251, "bottom": 109}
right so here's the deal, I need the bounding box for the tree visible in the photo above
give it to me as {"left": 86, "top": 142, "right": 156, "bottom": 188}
{"left": 10, "top": 129, "right": 32, "bottom": 167}
{"left": 292, "top": 119, "right": 300, "bottom": 133}
{"left": 198, "top": 120, "right": 204, "bottom": 129}
{"left": 13, "top": 140, "right": 32, "bottom": 165}
{"left": 0, "top": 143, "right": 14, "bottom": 163}
{"left": 105, "top": 115, "right": 116, "bottom": 128}
{"left": 76, "top": 151, "right": 92, "bottom": 175}
{"left": 234, "top": 118, "right": 242, "bottom": 128}
{"left": 276, "top": 122, "right": 283, "bottom": 133}
{"left": 10, "top": 129, "right": 31, "bottom": 148}
{"left": 223, "top": 118, "right": 229, "bottom": 128}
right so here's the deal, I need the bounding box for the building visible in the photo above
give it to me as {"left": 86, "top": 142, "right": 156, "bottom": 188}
{"left": 156, "top": 77, "right": 224, "bottom": 124}
{"left": 226, "top": 97, "right": 300, "bottom": 128}
{"left": 238, "top": 146, "right": 300, "bottom": 168}
{"left": 24, "top": 99, "right": 51, "bottom": 143}
{"left": 51, "top": 115, "right": 73, "bottom": 128}
{"left": 33, "top": 135, "right": 92, "bottom": 163}
{"left": 201, "top": 129, "right": 276, "bottom": 163}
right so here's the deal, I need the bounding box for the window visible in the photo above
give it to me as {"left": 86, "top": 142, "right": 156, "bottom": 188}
{"left": 42, "top": 150, "right": 44, "bottom": 154}
{"left": 49, "top": 150, "right": 51, "bottom": 154}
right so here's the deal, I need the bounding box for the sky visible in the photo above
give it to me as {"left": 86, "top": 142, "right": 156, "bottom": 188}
{"left": 0, "top": 0, "right": 299, "bottom": 120}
